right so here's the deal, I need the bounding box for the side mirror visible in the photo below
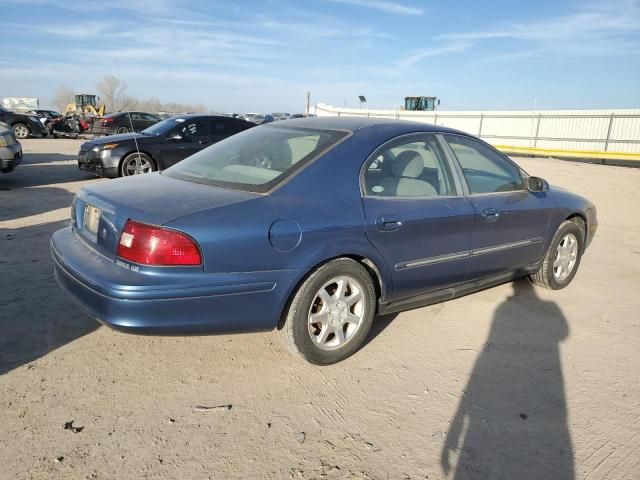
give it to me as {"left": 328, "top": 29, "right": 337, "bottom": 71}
{"left": 167, "top": 133, "right": 183, "bottom": 141}
{"left": 527, "top": 176, "right": 548, "bottom": 193}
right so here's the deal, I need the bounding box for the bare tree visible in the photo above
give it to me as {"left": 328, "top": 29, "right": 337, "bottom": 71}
{"left": 97, "top": 75, "right": 129, "bottom": 112}
{"left": 52, "top": 86, "right": 75, "bottom": 112}
{"left": 96, "top": 74, "right": 209, "bottom": 114}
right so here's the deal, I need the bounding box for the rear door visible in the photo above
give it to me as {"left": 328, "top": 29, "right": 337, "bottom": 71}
{"left": 443, "top": 134, "right": 551, "bottom": 280}
{"left": 361, "top": 133, "right": 475, "bottom": 301}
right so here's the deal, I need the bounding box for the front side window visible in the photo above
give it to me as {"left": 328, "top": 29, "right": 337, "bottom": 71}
{"left": 179, "top": 119, "right": 209, "bottom": 138}
{"left": 445, "top": 135, "right": 524, "bottom": 194}
{"left": 363, "top": 134, "right": 455, "bottom": 198}
{"left": 164, "top": 125, "right": 348, "bottom": 192}
{"left": 142, "top": 117, "right": 185, "bottom": 136}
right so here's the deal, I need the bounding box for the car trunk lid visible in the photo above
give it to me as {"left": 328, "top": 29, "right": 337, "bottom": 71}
{"left": 72, "top": 172, "right": 258, "bottom": 259}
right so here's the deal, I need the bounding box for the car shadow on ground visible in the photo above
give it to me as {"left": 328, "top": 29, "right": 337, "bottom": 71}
{"left": 441, "top": 279, "right": 574, "bottom": 479}
{"left": 361, "top": 312, "right": 399, "bottom": 350}
{"left": 0, "top": 153, "right": 98, "bottom": 189}
{"left": 0, "top": 219, "right": 100, "bottom": 376}
{"left": 0, "top": 184, "right": 76, "bottom": 223}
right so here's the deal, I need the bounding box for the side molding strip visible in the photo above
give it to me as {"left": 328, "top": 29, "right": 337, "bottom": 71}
{"left": 395, "top": 237, "right": 543, "bottom": 271}
{"left": 471, "top": 237, "right": 543, "bottom": 257}
{"left": 396, "top": 251, "right": 470, "bottom": 271}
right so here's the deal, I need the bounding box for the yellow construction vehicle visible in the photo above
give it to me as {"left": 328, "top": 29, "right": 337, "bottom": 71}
{"left": 65, "top": 94, "right": 106, "bottom": 117}
{"left": 404, "top": 96, "right": 439, "bottom": 111}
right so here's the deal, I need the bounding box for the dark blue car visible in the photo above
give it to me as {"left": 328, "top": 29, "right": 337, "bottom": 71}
{"left": 51, "top": 117, "right": 597, "bottom": 364}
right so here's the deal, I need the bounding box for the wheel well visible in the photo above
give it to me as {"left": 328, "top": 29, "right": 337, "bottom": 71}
{"left": 566, "top": 213, "right": 587, "bottom": 250}
{"left": 276, "top": 255, "right": 386, "bottom": 330}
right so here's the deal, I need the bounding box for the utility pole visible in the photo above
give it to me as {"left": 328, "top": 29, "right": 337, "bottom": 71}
{"left": 305, "top": 91, "right": 310, "bottom": 116}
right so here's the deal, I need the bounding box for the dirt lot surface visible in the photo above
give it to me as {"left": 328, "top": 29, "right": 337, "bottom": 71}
{"left": 1, "top": 138, "right": 639, "bottom": 480}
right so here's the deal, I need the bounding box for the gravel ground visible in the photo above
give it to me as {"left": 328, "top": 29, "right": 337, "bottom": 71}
{"left": 1, "top": 138, "right": 639, "bottom": 480}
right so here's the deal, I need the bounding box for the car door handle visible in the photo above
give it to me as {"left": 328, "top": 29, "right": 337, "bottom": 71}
{"left": 375, "top": 216, "right": 403, "bottom": 231}
{"left": 481, "top": 208, "right": 501, "bottom": 222}
{"left": 198, "top": 140, "right": 209, "bottom": 145}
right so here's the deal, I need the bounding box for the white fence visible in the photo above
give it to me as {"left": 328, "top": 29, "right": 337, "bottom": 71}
{"left": 315, "top": 103, "right": 640, "bottom": 154}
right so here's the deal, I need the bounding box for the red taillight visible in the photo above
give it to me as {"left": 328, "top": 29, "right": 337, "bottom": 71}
{"left": 116, "top": 220, "right": 202, "bottom": 266}
{"left": 102, "top": 118, "right": 113, "bottom": 125}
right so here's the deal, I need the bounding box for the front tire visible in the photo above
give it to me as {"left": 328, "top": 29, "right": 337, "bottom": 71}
{"left": 120, "top": 153, "right": 156, "bottom": 177}
{"left": 530, "top": 220, "right": 584, "bottom": 290}
{"left": 13, "top": 123, "right": 30, "bottom": 139}
{"left": 280, "top": 258, "right": 376, "bottom": 365}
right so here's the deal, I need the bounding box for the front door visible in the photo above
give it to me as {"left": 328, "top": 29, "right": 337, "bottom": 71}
{"left": 361, "top": 133, "right": 476, "bottom": 301}
{"left": 443, "top": 134, "right": 551, "bottom": 280}
{"left": 161, "top": 118, "right": 211, "bottom": 167}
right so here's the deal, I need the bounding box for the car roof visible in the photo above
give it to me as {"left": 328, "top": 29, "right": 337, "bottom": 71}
{"left": 274, "top": 116, "right": 466, "bottom": 135}
{"left": 171, "top": 114, "right": 251, "bottom": 121}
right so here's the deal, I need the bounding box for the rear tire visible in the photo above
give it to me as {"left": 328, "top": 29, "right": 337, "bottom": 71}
{"left": 13, "top": 123, "right": 30, "bottom": 139}
{"left": 280, "top": 258, "right": 376, "bottom": 365}
{"left": 529, "top": 220, "right": 584, "bottom": 290}
{"left": 116, "top": 126, "right": 129, "bottom": 134}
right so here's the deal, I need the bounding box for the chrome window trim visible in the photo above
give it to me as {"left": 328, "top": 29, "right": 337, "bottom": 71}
{"left": 395, "top": 237, "right": 543, "bottom": 271}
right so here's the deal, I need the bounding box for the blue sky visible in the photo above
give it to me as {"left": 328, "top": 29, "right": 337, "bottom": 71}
{"left": 1, "top": 0, "right": 639, "bottom": 112}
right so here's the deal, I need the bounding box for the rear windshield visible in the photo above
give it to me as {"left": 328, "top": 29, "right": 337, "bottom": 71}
{"left": 164, "top": 125, "right": 349, "bottom": 193}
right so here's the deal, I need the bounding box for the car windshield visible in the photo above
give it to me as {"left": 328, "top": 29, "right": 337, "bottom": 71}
{"left": 164, "top": 125, "right": 348, "bottom": 193}
{"left": 141, "top": 117, "right": 186, "bottom": 136}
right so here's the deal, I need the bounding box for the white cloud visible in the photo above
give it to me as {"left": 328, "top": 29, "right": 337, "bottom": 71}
{"left": 323, "top": 0, "right": 425, "bottom": 16}
{"left": 438, "top": 0, "right": 640, "bottom": 57}
{"left": 396, "top": 42, "right": 471, "bottom": 68}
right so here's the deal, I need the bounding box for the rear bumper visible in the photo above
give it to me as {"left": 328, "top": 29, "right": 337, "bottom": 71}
{"left": 0, "top": 143, "right": 22, "bottom": 172}
{"left": 91, "top": 126, "right": 117, "bottom": 135}
{"left": 51, "top": 227, "right": 301, "bottom": 335}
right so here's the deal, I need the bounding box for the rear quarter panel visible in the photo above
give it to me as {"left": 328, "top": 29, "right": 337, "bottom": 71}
{"left": 164, "top": 133, "right": 396, "bottom": 301}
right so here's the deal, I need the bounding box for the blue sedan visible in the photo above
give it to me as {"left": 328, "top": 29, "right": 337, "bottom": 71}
{"left": 51, "top": 117, "right": 597, "bottom": 364}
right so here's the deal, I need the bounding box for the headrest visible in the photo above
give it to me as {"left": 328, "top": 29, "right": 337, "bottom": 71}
{"left": 392, "top": 150, "right": 423, "bottom": 178}
{"left": 268, "top": 141, "right": 293, "bottom": 171}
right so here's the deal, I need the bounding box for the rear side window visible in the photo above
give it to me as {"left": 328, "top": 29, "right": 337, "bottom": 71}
{"left": 363, "top": 134, "right": 455, "bottom": 198}
{"left": 445, "top": 135, "right": 524, "bottom": 194}
{"left": 165, "top": 125, "right": 348, "bottom": 193}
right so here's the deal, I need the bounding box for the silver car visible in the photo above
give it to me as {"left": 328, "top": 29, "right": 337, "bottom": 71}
{"left": 0, "top": 121, "right": 23, "bottom": 173}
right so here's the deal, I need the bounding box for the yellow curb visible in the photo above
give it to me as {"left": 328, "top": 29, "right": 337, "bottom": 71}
{"left": 495, "top": 145, "right": 640, "bottom": 162}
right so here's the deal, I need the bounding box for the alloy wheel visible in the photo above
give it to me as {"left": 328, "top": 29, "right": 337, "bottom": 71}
{"left": 553, "top": 233, "right": 578, "bottom": 281}
{"left": 123, "top": 155, "right": 153, "bottom": 176}
{"left": 307, "top": 275, "right": 366, "bottom": 350}
{"left": 14, "top": 125, "right": 29, "bottom": 138}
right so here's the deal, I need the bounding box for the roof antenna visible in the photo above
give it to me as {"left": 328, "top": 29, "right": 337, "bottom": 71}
{"left": 115, "top": 63, "right": 143, "bottom": 173}
{"left": 126, "top": 105, "right": 143, "bottom": 172}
